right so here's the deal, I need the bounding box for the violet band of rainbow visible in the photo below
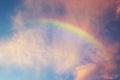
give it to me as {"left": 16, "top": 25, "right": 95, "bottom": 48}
{"left": 25, "top": 19, "right": 112, "bottom": 62}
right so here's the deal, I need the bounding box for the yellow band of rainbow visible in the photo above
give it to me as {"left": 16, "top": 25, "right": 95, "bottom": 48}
{"left": 26, "top": 19, "right": 111, "bottom": 61}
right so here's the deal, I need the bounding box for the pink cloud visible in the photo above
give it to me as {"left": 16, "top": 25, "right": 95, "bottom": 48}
{"left": 0, "top": 0, "right": 119, "bottom": 79}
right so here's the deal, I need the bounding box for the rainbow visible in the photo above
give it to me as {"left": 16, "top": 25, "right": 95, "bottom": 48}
{"left": 26, "top": 19, "right": 111, "bottom": 61}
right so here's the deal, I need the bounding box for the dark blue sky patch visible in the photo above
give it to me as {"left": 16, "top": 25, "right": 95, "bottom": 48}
{"left": 113, "top": 77, "right": 120, "bottom": 80}
{"left": 99, "top": 4, "right": 120, "bottom": 42}
{"left": 0, "top": 0, "right": 22, "bottom": 25}
{"left": 0, "top": 0, "right": 22, "bottom": 38}
{"left": 102, "top": 20, "right": 120, "bottom": 42}
{"left": 98, "top": 4, "right": 117, "bottom": 27}
{"left": 54, "top": 2, "right": 66, "bottom": 16}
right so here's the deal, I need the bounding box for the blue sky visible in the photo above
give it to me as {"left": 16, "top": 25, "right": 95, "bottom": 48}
{"left": 0, "top": 0, "right": 120, "bottom": 80}
{"left": 0, "top": 0, "right": 22, "bottom": 38}
{"left": 0, "top": 0, "right": 39, "bottom": 80}
{"left": 0, "top": 1, "right": 74, "bottom": 80}
{"left": 0, "top": 67, "right": 36, "bottom": 80}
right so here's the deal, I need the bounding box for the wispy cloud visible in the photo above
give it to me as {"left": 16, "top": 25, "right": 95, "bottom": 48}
{"left": 0, "top": 0, "right": 119, "bottom": 79}
{"left": 0, "top": 26, "right": 80, "bottom": 74}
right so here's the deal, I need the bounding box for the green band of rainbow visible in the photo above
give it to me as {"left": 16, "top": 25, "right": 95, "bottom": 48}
{"left": 26, "top": 19, "right": 111, "bottom": 61}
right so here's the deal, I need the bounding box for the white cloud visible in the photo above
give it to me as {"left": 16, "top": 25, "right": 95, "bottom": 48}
{"left": 0, "top": 0, "right": 116, "bottom": 79}
{"left": 0, "top": 26, "right": 80, "bottom": 74}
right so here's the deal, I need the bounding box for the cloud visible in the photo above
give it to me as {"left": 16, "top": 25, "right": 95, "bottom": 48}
{"left": 22, "top": 0, "right": 118, "bottom": 24}
{"left": 0, "top": 26, "right": 80, "bottom": 74}
{"left": 0, "top": 19, "right": 115, "bottom": 79}
{"left": 0, "top": 0, "right": 119, "bottom": 79}
{"left": 18, "top": 0, "right": 120, "bottom": 40}
{"left": 12, "top": 11, "right": 25, "bottom": 30}
{"left": 74, "top": 64, "right": 96, "bottom": 80}
{"left": 116, "top": 2, "right": 120, "bottom": 19}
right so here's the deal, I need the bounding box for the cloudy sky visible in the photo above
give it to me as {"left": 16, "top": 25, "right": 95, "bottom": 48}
{"left": 0, "top": 0, "right": 120, "bottom": 80}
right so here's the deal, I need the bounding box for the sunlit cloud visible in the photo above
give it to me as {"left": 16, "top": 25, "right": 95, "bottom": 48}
{"left": 0, "top": 26, "right": 80, "bottom": 74}
{"left": 0, "top": 0, "right": 119, "bottom": 80}
{"left": 74, "top": 64, "right": 96, "bottom": 80}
